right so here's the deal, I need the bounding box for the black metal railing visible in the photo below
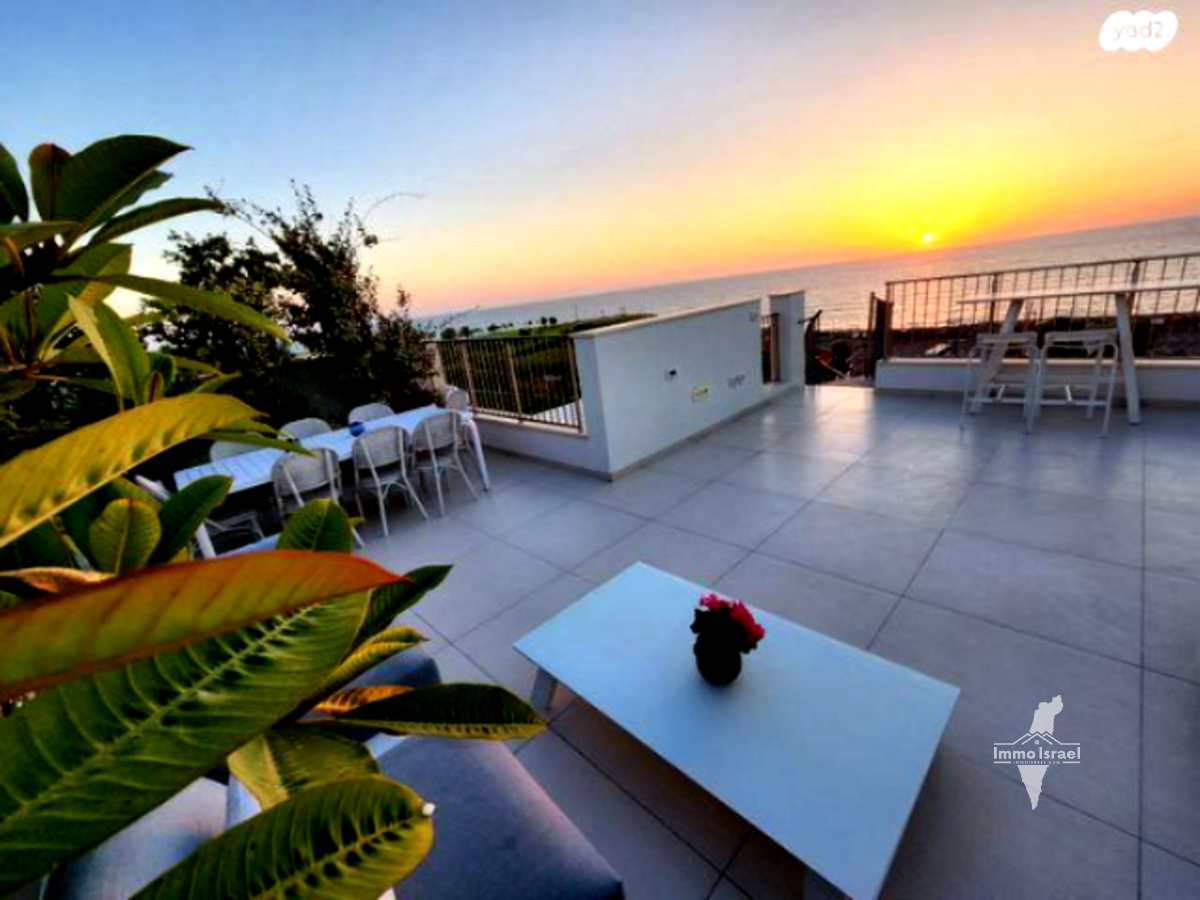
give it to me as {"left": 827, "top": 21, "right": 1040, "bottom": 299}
{"left": 429, "top": 335, "right": 584, "bottom": 431}
{"left": 881, "top": 252, "right": 1200, "bottom": 359}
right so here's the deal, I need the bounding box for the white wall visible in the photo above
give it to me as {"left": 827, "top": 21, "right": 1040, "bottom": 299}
{"left": 876, "top": 358, "right": 1200, "bottom": 404}
{"left": 474, "top": 294, "right": 806, "bottom": 477}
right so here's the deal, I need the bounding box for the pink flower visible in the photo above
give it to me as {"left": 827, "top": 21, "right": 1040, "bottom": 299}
{"left": 695, "top": 593, "right": 766, "bottom": 650}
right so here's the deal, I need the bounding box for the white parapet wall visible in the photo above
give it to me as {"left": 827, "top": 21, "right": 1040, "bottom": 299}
{"left": 876, "top": 358, "right": 1200, "bottom": 404}
{"left": 474, "top": 293, "right": 806, "bottom": 477}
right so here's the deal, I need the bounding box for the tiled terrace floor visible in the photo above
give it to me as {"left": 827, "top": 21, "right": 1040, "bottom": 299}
{"left": 359, "top": 387, "right": 1200, "bottom": 899}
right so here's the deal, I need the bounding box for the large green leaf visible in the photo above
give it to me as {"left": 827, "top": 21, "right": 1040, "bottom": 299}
{"left": 69, "top": 297, "right": 150, "bottom": 404}
{"left": 88, "top": 498, "right": 161, "bottom": 574}
{"left": 133, "top": 777, "right": 433, "bottom": 900}
{"left": 277, "top": 499, "right": 356, "bottom": 552}
{"left": 34, "top": 242, "right": 132, "bottom": 353}
{"left": 29, "top": 143, "right": 70, "bottom": 221}
{"left": 0, "top": 592, "right": 370, "bottom": 896}
{"left": 0, "top": 222, "right": 75, "bottom": 261}
{"left": 191, "top": 371, "right": 240, "bottom": 394}
{"left": 53, "top": 136, "right": 186, "bottom": 236}
{"left": 0, "top": 143, "right": 28, "bottom": 222}
{"left": 0, "top": 550, "right": 395, "bottom": 699}
{"left": 0, "top": 393, "right": 260, "bottom": 546}
{"left": 87, "top": 273, "right": 287, "bottom": 339}
{"left": 90, "top": 197, "right": 222, "bottom": 245}
{"left": 307, "top": 627, "right": 425, "bottom": 702}
{"left": 200, "top": 430, "right": 305, "bottom": 454}
{"left": 228, "top": 725, "right": 380, "bottom": 811}
{"left": 149, "top": 475, "right": 231, "bottom": 565}
{"left": 317, "top": 683, "right": 546, "bottom": 740}
{"left": 354, "top": 565, "right": 451, "bottom": 649}
{"left": 0, "top": 521, "right": 75, "bottom": 571}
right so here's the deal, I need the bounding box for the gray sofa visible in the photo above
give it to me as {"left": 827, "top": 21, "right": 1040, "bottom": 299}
{"left": 44, "top": 649, "right": 623, "bottom": 899}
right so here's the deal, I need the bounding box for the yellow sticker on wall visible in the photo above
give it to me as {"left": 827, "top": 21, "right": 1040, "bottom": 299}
{"left": 691, "top": 385, "right": 711, "bottom": 402}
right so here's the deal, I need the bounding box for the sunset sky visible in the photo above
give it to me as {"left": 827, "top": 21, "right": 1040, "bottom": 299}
{"left": 9, "top": 1, "right": 1199, "bottom": 315}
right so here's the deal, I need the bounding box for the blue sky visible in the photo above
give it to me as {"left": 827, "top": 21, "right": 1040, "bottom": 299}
{"left": 8, "top": 1, "right": 1198, "bottom": 315}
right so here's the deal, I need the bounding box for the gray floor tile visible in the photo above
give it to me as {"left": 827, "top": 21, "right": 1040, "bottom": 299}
{"left": 1144, "top": 673, "right": 1200, "bottom": 866}
{"left": 761, "top": 424, "right": 883, "bottom": 464}
{"left": 717, "top": 451, "right": 850, "bottom": 501}
{"left": 1146, "top": 507, "right": 1200, "bottom": 583}
{"left": 818, "top": 464, "right": 971, "bottom": 527}
{"left": 980, "top": 444, "right": 1145, "bottom": 503}
{"left": 1142, "top": 843, "right": 1200, "bottom": 898}
{"left": 528, "top": 466, "right": 609, "bottom": 498}
{"left": 697, "top": 418, "right": 792, "bottom": 452}
{"left": 950, "top": 482, "right": 1143, "bottom": 567}
{"left": 1147, "top": 462, "right": 1200, "bottom": 513}
{"left": 446, "top": 480, "right": 573, "bottom": 536}
{"left": 708, "top": 879, "right": 752, "bottom": 900}
{"left": 480, "top": 450, "right": 552, "bottom": 489}
{"left": 358, "top": 515, "right": 490, "bottom": 574}
{"left": 872, "top": 601, "right": 1141, "bottom": 832}
{"left": 588, "top": 467, "right": 708, "bottom": 518}
{"left": 650, "top": 442, "right": 759, "bottom": 481}
{"left": 857, "top": 433, "right": 998, "bottom": 481}
{"left": 882, "top": 750, "right": 1137, "bottom": 900}
{"left": 504, "top": 499, "right": 643, "bottom": 568}
{"left": 724, "top": 831, "right": 809, "bottom": 900}
{"left": 759, "top": 503, "right": 941, "bottom": 594}
{"left": 428, "top": 643, "right": 495, "bottom": 684}
{"left": 658, "top": 482, "right": 805, "bottom": 549}
{"left": 554, "top": 703, "right": 750, "bottom": 870}
{"left": 909, "top": 532, "right": 1143, "bottom": 663}
{"left": 715, "top": 552, "right": 898, "bottom": 647}
{"left": 1145, "top": 433, "right": 1200, "bottom": 469}
{"left": 454, "top": 573, "right": 596, "bottom": 697}
{"left": 575, "top": 521, "right": 747, "bottom": 587}
{"left": 1146, "top": 572, "right": 1200, "bottom": 684}
{"left": 416, "top": 539, "right": 562, "bottom": 640}
{"left": 516, "top": 732, "right": 719, "bottom": 900}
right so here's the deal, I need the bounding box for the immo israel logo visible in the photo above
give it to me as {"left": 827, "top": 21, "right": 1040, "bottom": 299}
{"left": 1100, "top": 10, "right": 1179, "bottom": 52}
{"left": 993, "top": 695, "right": 1080, "bottom": 810}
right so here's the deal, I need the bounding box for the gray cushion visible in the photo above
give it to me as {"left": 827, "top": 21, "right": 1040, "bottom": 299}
{"left": 379, "top": 739, "right": 624, "bottom": 900}
{"left": 44, "top": 778, "right": 226, "bottom": 899}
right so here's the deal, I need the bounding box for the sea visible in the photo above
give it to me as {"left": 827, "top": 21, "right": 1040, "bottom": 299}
{"left": 426, "top": 216, "right": 1199, "bottom": 333}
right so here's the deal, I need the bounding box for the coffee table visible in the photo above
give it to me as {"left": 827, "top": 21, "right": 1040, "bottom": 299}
{"left": 514, "top": 564, "right": 959, "bottom": 899}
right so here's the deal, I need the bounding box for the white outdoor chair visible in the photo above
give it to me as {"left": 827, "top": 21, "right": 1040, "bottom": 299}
{"left": 271, "top": 447, "right": 364, "bottom": 548}
{"left": 1031, "top": 329, "right": 1120, "bottom": 435}
{"left": 348, "top": 402, "right": 395, "bottom": 424}
{"left": 442, "top": 387, "right": 471, "bottom": 413}
{"left": 211, "top": 440, "right": 258, "bottom": 462}
{"left": 134, "top": 476, "right": 265, "bottom": 559}
{"left": 271, "top": 447, "right": 342, "bottom": 515}
{"left": 412, "top": 411, "right": 478, "bottom": 516}
{"left": 351, "top": 426, "right": 427, "bottom": 535}
{"left": 960, "top": 332, "right": 1040, "bottom": 434}
{"left": 280, "top": 417, "right": 332, "bottom": 440}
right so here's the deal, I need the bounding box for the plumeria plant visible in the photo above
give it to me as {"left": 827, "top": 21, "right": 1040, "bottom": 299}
{"left": 691, "top": 593, "right": 766, "bottom": 654}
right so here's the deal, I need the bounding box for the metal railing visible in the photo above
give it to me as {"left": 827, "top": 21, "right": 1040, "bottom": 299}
{"left": 881, "top": 251, "right": 1200, "bottom": 359}
{"left": 429, "top": 335, "right": 584, "bottom": 431}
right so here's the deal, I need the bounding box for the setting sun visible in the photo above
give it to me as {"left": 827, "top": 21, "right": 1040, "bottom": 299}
{"left": 922, "top": 233, "right": 936, "bottom": 244}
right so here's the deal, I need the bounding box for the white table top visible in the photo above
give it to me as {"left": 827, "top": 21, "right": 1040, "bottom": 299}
{"left": 955, "top": 278, "right": 1200, "bottom": 306}
{"left": 175, "top": 406, "right": 453, "bottom": 493}
{"left": 515, "top": 564, "right": 959, "bottom": 900}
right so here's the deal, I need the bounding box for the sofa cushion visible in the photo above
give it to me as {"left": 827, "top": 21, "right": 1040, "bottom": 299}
{"left": 44, "top": 777, "right": 226, "bottom": 900}
{"left": 378, "top": 738, "right": 624, "bottom": 900}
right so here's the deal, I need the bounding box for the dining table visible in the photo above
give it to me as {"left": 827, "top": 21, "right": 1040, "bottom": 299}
{"left": 174, "top": 406, "right": 490, "bottom": 494}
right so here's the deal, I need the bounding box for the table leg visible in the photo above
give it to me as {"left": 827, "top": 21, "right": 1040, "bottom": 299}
{"left": 1114, "top": 294, "right": 1141, "bottom": 425}
{"left": 531, "top": 668, "right": 558, "bottom": 713}
{"left": 463, "top": 420, "right": 491, "bottom": 490}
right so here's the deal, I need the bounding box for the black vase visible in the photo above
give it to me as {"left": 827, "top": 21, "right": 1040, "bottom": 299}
{"left": 694, "top": 636, "right": 742, "bottom": 686}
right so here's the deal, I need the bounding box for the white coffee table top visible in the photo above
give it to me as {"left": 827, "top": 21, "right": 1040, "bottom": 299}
{"left": 514, "top": 564, "right": 959, "bottom": 899}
